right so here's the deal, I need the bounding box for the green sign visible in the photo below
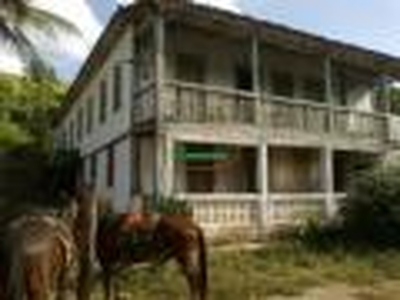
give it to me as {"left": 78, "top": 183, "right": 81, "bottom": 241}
{"left": 174, "top": 145, "right": 231, "bottom": 161}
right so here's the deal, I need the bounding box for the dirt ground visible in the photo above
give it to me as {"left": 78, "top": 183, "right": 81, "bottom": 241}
{"left": 268, "top": 281, "right": 400, "bottom": 300}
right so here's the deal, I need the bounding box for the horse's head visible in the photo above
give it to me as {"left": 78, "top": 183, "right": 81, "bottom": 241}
{"left": 57, "top": 192, "right": 79, "bottom": 229}
{"left": 62, "top": 183, "right": 97, "bottom": 252}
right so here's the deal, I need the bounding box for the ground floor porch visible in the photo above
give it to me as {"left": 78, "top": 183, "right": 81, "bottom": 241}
{"left": 133, "top": 134, "right": 377, "bottom": 239}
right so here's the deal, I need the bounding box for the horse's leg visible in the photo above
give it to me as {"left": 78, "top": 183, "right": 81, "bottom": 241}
{"left": 176, "top": 230, "right": 207, "bottom": 300}
{"left": 56, "top": 267, "right": 71, "bottom": 300}
{"left": 25, "top": 261, "right": 49, "bottom": 300}
{"left": 176, "top": 252, "right": 203, "bottom": 300}
{"left": 102, "top": 266, "right": 115, "bottom": 300}
{"left": 197, "top": 229, "right": 207, "bottom": 300}
{"left": 177, "top": 254, "right": 199, "bottom": 300}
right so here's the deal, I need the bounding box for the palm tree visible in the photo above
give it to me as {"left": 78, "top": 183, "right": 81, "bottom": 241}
{"left": 0, "top": 0, "right": 80, "bottom": 77}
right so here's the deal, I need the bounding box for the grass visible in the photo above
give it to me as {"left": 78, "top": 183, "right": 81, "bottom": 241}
{"left": 92, "top": 241, "right": 400, "bottom": 300}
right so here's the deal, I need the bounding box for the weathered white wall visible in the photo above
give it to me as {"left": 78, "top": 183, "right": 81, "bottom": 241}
{"left": 268, "top": 147, "right": 323, "bottom": 192}
{"left": 113, "top": 139, "right": 132, "bottom": 210}
{"left": 139, "top": 137, "right": 155, "bottom": 195}
{"left": 165, "top": 26, "right": 250, "bottom": 88}
{"left": 56, "top": 25, "right": 134, "bottom": 209}
{"left": 80, "top": 27, "right": 133, "bottom": 155}
{"left": 164, "top": 26, "right": 377, "bottom": 111}
{"left": 95, "top": 149, "right": 108, "bottom": 198}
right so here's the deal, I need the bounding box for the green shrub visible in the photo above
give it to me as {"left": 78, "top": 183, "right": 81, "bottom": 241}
{"left": 0, "top": 146, "right": 80, "bottom": 221}
{"left": 146, "top": 196, "right": 193, "bottom": 216}
{"left": 295, "top": 218, "right": 345, "bottom": 251}
{"left": 340, "top": 163, "right": 400, "bottom": 247}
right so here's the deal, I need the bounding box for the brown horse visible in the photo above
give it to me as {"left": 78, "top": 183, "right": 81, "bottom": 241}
{"left": 0, "top": 150, "right": 97, "bottom": 300}
{"left": 96, "top": 211, "right": 208, "bottom": 300}
{"left": 0, "top": 184, "right": 96, "bottom": 300}
{"left": 3, "top": 210, "right": 77, "bottom": 300}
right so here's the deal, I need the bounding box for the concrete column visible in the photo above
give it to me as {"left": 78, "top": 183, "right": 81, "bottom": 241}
{"left": 159, "top": 134, "right": 174, "bottom": 197}
{"left": 153, "top": 13, "right": 165, "bottom": 204}
{"left": 258, "top": 143, "right": 269, "bottom": 231}
{"left": 252, "top": 36, "right": 269, "bottom": 233}
{"left": 324, "top": 56, "right": 336, "bottom": 218}
{"left": 252, "top": 36, "right": 262, "bottom": 124}
{"left": 154, "top": 14, "right": 165, "bottom": 122}
{"left": 323, "top": 147, "right": 336, "bottom": 217}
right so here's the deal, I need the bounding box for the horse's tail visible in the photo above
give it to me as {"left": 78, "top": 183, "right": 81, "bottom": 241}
{"left": 197, "top": 227, "right": 208, "bottom": 300}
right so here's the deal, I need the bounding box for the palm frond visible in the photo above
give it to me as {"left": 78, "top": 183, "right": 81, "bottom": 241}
{"left": 0, "top": 0, "right": 81, "bottom": 78}
{"left": 0, "top": 16, "right": 17, "bottom": 44}
{"left": 18, "top": 6, "right": 81, "bottom": 37}
{"left": 0, "top": 0, "right": 29, "bottom": 19}
{"left": 14, "top": 27, "right": 52, "bottom": 78}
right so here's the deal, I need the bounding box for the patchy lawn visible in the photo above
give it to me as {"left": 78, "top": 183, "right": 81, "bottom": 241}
{"left": 94, "top": 242, "right": 400, "bottom": 300}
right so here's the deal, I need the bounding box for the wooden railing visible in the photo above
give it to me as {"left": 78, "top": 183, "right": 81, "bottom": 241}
{"left": 264, "top": 96, "right": 330, "bottom": 135}
{"left": 132, "top": 82, "right": 156, "bottom": 123}
{"left": 263, "top": 95, "right": 387, "bottom": 142}
{"left": 131, "top": 81, "right": 388, "bottom": 144}
{"left": 388, "top": 115, "right": 400, "bottom": 143}
{"left": 162, "top": 81, "right": 256, "bottom": 124}
{"left": 332, "top": 107, "right": 387, "bottom": 140}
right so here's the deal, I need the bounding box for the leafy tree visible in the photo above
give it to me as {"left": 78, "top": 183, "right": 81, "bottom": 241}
{"left": 340, "top": 162, "right": 400, "bottom": 247}
{"left": 0, "top": 73, "right": 66, "bottom": 149}
{"left": 0, "top": 0, "right": 80, "bottom": 76}
{"left": 389, "top": 87, "right": 400, "bottom": 115}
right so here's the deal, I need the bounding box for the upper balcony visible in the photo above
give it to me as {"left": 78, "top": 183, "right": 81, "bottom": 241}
{"left": 159, "top": 80, "right": 387, "bottom": 149}
{"left": 132, "top": 23, "right": 395, "bottom": 150}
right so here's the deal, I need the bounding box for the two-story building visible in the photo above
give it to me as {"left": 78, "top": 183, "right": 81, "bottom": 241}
{"left": 54, "top": 0, "right": 400, "bottom": 239}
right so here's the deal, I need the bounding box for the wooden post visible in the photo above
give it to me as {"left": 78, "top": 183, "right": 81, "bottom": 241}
{"left": 76, "top": 185, "right": 98, "bottom": 300}
{"left": 130, "top": 26, "right": 140, "bottom": 206}
{"left": 324, "top": 56, "right": 336, "bottom": 218}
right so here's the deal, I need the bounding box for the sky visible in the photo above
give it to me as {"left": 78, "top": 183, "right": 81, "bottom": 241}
{"left": 1, "top": 0, "right": 400, "bottom": 81}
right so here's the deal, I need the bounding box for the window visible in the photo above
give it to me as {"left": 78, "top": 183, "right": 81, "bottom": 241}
{"left": 113, "top": 65, "right": 123, "bottom": 111}
{"left": 270, "top": 71, "right": 295, "bottom": 97}
{"left": 235, "top": 64, "right": 253, "bottom": 91}
{"left": 77, "top": 108, "right": 84, "bottom": 142}
{"left": 135, "top": 30, "right": 154, "bottom": 85}
{"left": 99, "top": 80, "right": 107, "bottom": 123}
{"left": 176, "top": 53, "right": 205, "bottom": 83}
{"left": 61, "top": 130, "right": 67, "bottom": 148}
{"left": 107, "top": 146, "right": 115, "bottom": 187}
{"left": 69, "top": 121, "right": 75, "bottom": 148}
{"left": 86, "top": 97, "right": 93, "bottom": 134}
{"left": 186, "top": 161, "right": 214, "bottom": 192}
{"left": 176, "top": 143, "right": 258, "bottom": 193}
{"left": 302, "top": 77, "right": 325, "bottom": 102}
{"left": 90, "top": 154, "right": 97, "bottom": 185}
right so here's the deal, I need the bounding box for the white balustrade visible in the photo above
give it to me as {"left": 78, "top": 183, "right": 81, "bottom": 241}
{"left": 175, "top": 194, "right": 259, "bottom": 235}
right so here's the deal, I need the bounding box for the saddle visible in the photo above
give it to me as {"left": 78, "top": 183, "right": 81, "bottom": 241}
{"left": 120, "top": 212, "right": 160, "bottom": 232}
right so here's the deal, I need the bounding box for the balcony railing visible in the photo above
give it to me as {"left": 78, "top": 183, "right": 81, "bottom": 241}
{"left": 332, "top": 107, "right": 387, "bottom": 140}
{"left": 264, "top": 96, "right": 330, "bottom": 135}
{"left": 132, "top": 81, "right": 156, "bottom": 123}
{"left": 263, "top": 95, "right": 387, "bottom": 142}
{"left": 388, "top": 115, "right": 400, "bottom": 143}
{"left": 133, "top": 80, "right": 388, "bottom": 144}
{"left": 162, "top": 80, "right": 256, "bottom": 124}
